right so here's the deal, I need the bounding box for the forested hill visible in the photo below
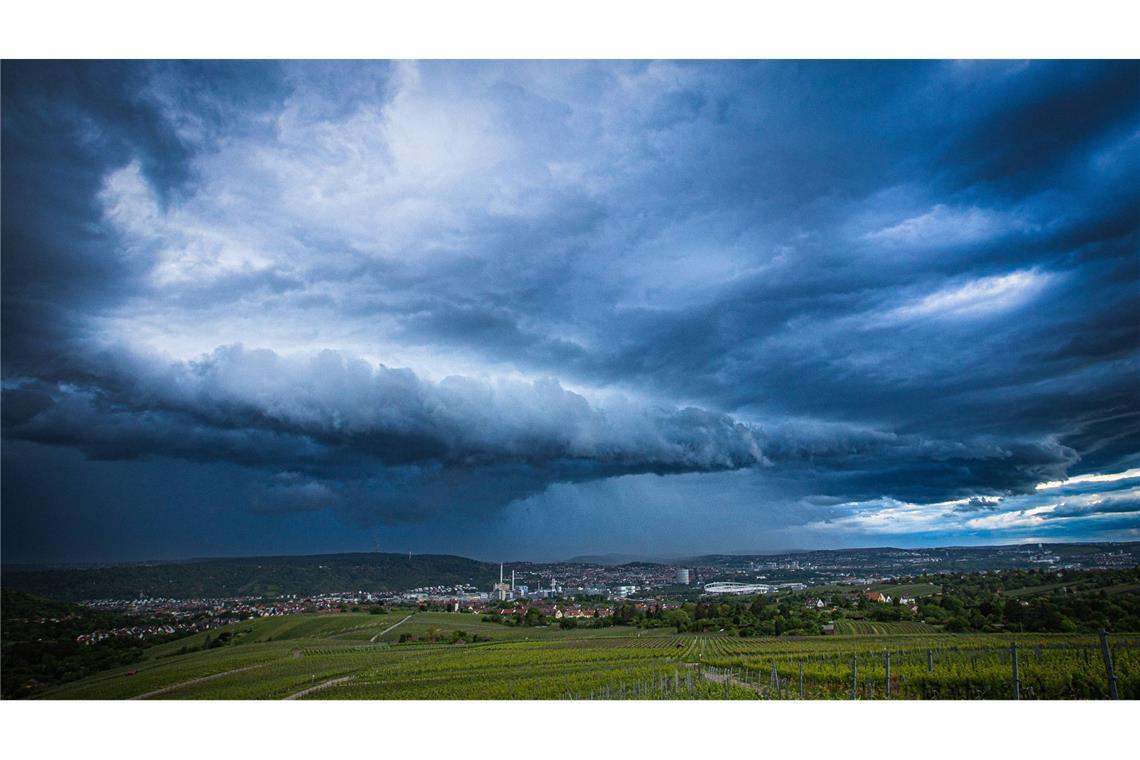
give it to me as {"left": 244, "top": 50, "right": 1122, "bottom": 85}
{"left": 0, "top": 553, "right": 499, "bottom": 601}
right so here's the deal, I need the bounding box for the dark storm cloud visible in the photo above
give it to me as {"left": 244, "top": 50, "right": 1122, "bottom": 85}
{"left": 943, "top": 62, "right": 1140, "bottom": 190}
{"left": 4, "top": 345, "right": 765, "bottom": 469}
{"left": 1, "top": 60, "right": 288, "bottom": 370}
{"left": 2, "top": 60, "right": 1138, "bottom": 555}
{"left": 2, "top": 343, "right": 767, "bottom": 523}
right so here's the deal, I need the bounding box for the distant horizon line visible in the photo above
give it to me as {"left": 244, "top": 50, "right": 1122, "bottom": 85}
{"left": 4, "top": 538, "right": 1136, "bottom": 572}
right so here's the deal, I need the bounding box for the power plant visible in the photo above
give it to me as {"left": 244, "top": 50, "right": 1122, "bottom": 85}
{"left": 492, "top": 563, "right": 512, "bottom": 601}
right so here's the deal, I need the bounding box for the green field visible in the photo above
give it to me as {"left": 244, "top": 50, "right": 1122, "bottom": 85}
{"left": 867, "top": 582, "right": 942, "bottom": 598}
{"left": 35, "top": 611, "right": 1139, "bottom": 700}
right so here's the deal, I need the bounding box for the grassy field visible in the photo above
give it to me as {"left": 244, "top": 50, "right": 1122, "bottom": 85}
{"left": 38, "top": 611, "right": 1139, "bottom": 700}
{"left": 868, "top": 582, "right": 941, "bottom": 598}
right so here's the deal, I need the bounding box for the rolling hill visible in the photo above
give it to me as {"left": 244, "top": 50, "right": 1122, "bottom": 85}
{"left": 0, "top": 552, "right": 499, "bottom": 601}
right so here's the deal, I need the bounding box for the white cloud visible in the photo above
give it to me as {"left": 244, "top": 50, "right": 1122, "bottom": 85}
{"left": 1035, "top": 467, "right": 1140, "bottom": 491}
{"left": 889, "top": 269, "right": 1053, "bottom": 321}
{"left": 864, "top": 203, "right": 1037, "bottom": 248}
{"left": 964, "top": 505, "right": 1052, "bottom": 530}
{"left": 100, "top": 162, "right": 277, "bottom": 285}
{"left": 806, "top": 497, "right": 959, "bottom": 534}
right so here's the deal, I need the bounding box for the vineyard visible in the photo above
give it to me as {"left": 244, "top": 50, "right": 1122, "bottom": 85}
{"left": 696, "top": 634, "right": 1140, "bottom": 699}
{"left": 37, "top": 611, "right": 1139, "bottom": 700}
{"left": 832, "top": 620, "right": 936, "bottom": 635}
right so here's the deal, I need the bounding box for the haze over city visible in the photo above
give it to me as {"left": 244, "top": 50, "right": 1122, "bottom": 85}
{"left": 2, "top": 60, "right": 1138, "bottom": 564}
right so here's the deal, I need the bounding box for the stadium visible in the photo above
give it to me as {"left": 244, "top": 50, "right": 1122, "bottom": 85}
{"left": 702, "top": 582, "right": 773, "bottom": 595}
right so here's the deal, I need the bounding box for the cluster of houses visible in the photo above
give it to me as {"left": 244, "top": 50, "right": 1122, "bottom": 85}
{"left": 490, "top": 603, "right": 616, "bottom": 619}
{"left": 82, "top": 595, "right": 315, "bottom": 619}
{"left": 484, "top": 599, "right": 686, "bottom": 620}
{"left": 76, "top": 623, "right": 179, "bottom": 645}
{"left": 803, "top": 590, "right": 920, "bottom": 611}
{"left": 74, "top": 594, "right": 374, "bottom": 644}
{"left": 867, "top": 591, "right": 919, "bottom": 610}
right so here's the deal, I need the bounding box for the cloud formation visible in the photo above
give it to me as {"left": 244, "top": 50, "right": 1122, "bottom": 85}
{"left": 3, "top": 344, "right": 767, "bottom": 523}
{"left": 2, "top": 60, "right": 1138, "bottom": 560}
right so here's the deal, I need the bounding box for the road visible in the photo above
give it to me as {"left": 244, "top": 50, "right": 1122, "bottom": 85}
{"left": 283, "top": 675, "right": 353, "bottom": 700}
{"left": 127, "top": 663, "right": 267, "bottom": 700}
{"left": 369, "top": 613, "right": 414, "bottom": 643}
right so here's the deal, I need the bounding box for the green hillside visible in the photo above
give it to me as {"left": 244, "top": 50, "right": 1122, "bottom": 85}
{"left": 1, "top": 553, "right": 499, "bottom": 601}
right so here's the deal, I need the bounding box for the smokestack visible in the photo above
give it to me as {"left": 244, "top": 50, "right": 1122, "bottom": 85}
{"left": 499, "top": 563, "right": 503, "bottom": 584}
{"left": 511, "top": 570, "right": 515, "bottom": 590}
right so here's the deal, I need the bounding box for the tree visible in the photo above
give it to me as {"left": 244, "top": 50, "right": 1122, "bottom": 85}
{"left": 749, "top": 597, "right": 770, "bottom": 616}
{"left": 665, "top": 609, "right": 690, "bottom": 633}
{"left": 943, "top": 615, "right": 969, "bottom": 633}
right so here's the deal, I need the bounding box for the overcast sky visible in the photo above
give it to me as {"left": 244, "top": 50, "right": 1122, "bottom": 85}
{"left": 2, "top": 60, "right": 1138, "bottom": 563}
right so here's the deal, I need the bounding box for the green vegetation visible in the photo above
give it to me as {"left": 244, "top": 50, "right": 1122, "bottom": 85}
{"left": 31, "top": 610, "right": 1138, "bottom": 700}
{"left": 7, "top": 566, "right": 1139, "bottom": 699}
{"left": 798, "top": 567, "right": 1140, "bottom": 635}
{"left": 609, "top": 597, "right": 829, "bottom": 636}
{"left": 868, "top": 582, "right": 941, "bottom": 598}
{"left": 832, "top": 620, "right": 935, "bottom": 635}
{"left": 598, "top": 568, "right": 1139, "bottom": 636}
{"left": 916, "top": 568, "right": 1140, "bottom": 632}
{"left": 697, "top": 633, "right": 1140, "bottom": 699}
{"left": 1, "top": 590, "right": 186, "bottom": 698}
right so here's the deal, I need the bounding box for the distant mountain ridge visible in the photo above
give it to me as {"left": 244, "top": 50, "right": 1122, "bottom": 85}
{"left": 0, "top": 552, "right": 499, "bottom": 602}
{"left": 562, "top": 553, "right": 668, "bottom": 566}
